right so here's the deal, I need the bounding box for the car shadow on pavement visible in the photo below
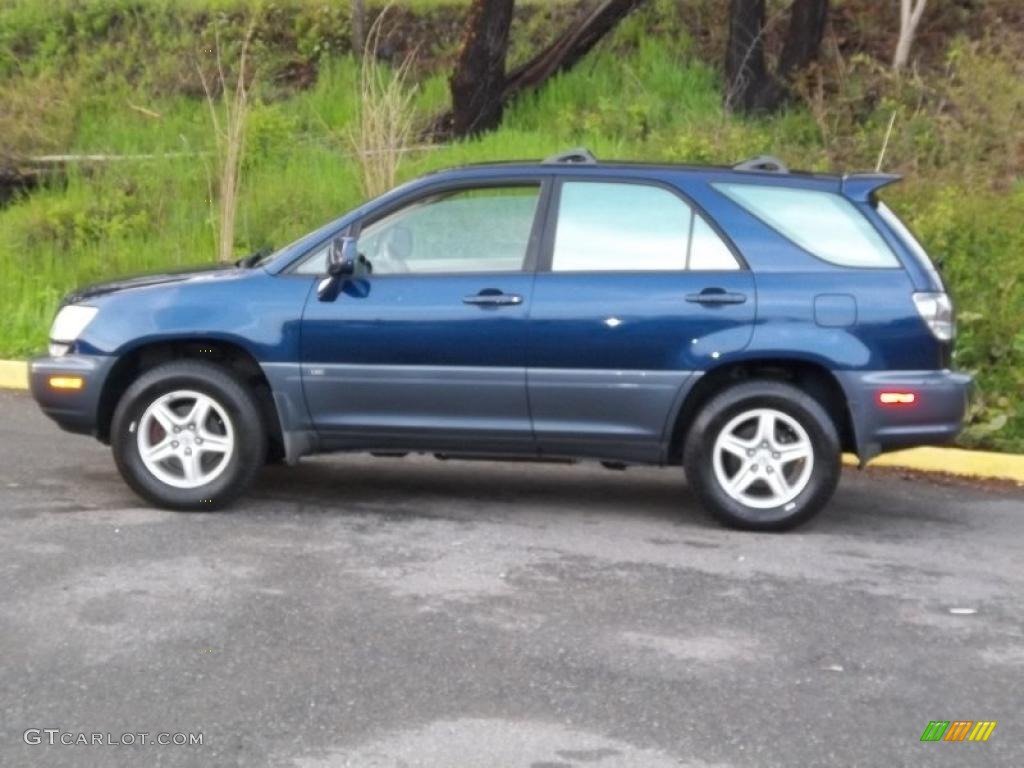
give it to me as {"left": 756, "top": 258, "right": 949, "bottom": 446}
{"left": 246, "top": 455, "right": 715, "bottom": 527}
{"left": 237, "top": 457, "right": 1013, "bottom": 537}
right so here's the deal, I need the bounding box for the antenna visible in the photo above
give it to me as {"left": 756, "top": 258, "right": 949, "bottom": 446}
{"left": 875, "top": 111, "right": 898, "bottom": 172}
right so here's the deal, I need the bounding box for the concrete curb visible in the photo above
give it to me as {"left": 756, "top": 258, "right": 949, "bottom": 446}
{"left": 2, "top": 358, "right": 1022, "bottom": 483}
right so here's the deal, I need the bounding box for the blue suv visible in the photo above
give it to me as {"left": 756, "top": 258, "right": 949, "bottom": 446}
{"left": 29, "top": 151, "right": 971, "bottom": 530}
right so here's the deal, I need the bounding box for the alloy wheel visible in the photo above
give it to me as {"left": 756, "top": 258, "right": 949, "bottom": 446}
{"left": 135, "top": 390, "right": 235, "bottom": 489}
{"left": 711, "top": 407, "right": 814, "bottom": 509}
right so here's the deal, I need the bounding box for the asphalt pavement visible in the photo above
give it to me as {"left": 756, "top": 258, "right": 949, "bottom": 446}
{"left": 0, "top": 389, "right": 1021, "bottom": 767}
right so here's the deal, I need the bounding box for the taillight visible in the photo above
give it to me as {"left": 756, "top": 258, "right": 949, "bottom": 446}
{"left": 912, "top": 292, "right": 954, "bottom": 341}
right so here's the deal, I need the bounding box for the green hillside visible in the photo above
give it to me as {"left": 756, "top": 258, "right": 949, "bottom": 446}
{"left": 1, "top": 0, "right": 1021, "bottom": 450}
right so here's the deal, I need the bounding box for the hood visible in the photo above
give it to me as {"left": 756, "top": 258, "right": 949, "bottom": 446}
{"left": 64, "top": 264, "right": 243, "bottom": 304}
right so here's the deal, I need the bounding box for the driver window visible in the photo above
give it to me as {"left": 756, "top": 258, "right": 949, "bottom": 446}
{"left": 359, "top": 185, "right": 541, "bottom": 274}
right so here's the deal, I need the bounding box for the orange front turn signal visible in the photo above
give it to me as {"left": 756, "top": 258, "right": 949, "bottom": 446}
{"left": 49, "top": 375, "right": 84, "bottom": 390}
{"left": 878, "top": 391, "right": 916, "bottom": 406}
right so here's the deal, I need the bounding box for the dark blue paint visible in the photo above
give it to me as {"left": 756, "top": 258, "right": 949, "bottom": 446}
{"left": 30, "top": 159, "right": 970, "bottom": 463}
{"left": 527, "top": 272, "right": 755, "bottom": 370}
{"left": 301, "top": 273, "right": 535, "bottom": 439}
{"left": 813, "top": 294, "right": 857, "bottom": 328}
{"left": 73, "top": 268, "right": 310, "bottom": 363}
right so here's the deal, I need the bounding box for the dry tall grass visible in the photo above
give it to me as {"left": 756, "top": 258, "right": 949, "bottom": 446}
{"left": 0, "top": 73, "right": 77, "bottom": 165}
{"left": 348, "top": 7, "right": 419, "bottom": 200}
{"left": 198, "top": 23, "right": 254, "bottom": 263}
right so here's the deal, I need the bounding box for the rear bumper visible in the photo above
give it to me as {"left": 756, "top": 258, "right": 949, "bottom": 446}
{"left": 836, "top": 369, "right": 972, "bottom": 461}
{"left": 29, "top": 354, "right": 116, "bottom": 437}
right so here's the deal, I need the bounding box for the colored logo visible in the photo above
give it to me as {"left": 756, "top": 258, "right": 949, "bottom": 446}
{"left": 920, "top": 721, "right": 997, "bottom": 742}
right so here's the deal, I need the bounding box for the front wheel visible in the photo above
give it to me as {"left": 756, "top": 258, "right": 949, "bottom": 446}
{"left": 683, "top": 380, "right": 840, "bottom": 531}
{"left": 111, "top": 361, "right": 267, "bottom": 510}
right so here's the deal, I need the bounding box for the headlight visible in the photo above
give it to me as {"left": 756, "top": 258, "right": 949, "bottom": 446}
{"left": 49, "top": 305, "right": 98, "bottom": 346}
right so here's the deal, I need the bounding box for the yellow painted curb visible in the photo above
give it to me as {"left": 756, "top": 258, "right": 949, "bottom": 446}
{"left": 845, "top": 447, "right": 1024, "bottom": 484}
{"left": 0, "top": 360, "right": 28, "bottom": 390}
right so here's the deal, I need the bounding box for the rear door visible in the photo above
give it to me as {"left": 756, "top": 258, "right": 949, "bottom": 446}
{"left": 527, "top": 177, "right": 756, "bottom": 461}
{"left": 300, "top": 179, "right": 550, "bottom": 454}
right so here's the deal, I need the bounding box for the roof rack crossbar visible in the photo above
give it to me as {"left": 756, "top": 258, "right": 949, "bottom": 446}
{"left": 733, "top": 154, "right": 789, "bottom": 174}
{"left": 543, "top": 148, "right": 598, "bottom": 165}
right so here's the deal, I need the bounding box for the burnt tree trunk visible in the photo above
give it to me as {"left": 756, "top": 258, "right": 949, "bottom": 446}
{"left": 726, "top": 0, "right": 830, "bottom": 114}
{"left": 448, "top": 0, "right": 516, "bottom": 137}
{"left": 438, "top": 0, "right": 647, "bottom": 139}
{"left": 725, "top": 0, "right": 780, "bottom": 113}
{"left": 502, "top": 0, "right": 647, "bottom": 100}
{"left": 777, "top": 0, "right": 829, "bottom": 80}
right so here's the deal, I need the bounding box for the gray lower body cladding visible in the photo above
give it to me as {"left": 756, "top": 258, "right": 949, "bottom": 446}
{"left": 265, "top": 363, "right": 695, "bottom": 464}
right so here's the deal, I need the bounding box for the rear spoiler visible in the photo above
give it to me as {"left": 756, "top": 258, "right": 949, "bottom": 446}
{"left": 841, "top": 173, "right": 902, "bottom": 202}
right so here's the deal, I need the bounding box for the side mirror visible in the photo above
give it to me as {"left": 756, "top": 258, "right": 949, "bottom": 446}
{"left": 327, "top": 236, "right": 359, "bottom": 278}
{"left": 318, "top": 235, "right": 371, "bottom": 302}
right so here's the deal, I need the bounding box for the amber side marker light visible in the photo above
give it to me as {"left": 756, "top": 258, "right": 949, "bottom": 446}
{"left": 49, "top": 375, "right": 84, "bottom": 390}
{"left": 878, "top": 391, "right": 917, "bottom": 406}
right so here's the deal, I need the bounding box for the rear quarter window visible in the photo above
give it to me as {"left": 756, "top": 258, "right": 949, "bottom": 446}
{"left": 876, "top": 201, "right": 945, "bottom": 290}
{"left": 713, "top": 183, "right": 899, "bottom": 268}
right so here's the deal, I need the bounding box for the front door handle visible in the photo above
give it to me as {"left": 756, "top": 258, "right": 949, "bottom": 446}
{"left": 685, "top": 289, "right": 748, "bottom": 305}
{"left": 463, "top": 292, "right": 523, "bottom": 307}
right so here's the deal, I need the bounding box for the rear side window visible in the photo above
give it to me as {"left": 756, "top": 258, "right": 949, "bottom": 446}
{"left": 714, "top": 183, "right": 899, "bottom": 268}
{"left": 551, "top": 181, "right": 739, "bottom": 272}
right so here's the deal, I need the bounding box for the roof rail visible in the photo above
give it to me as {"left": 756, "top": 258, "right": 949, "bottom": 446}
{"left": 733, "top": 154, "right": 789, "bottom": 173}
{"left": 543, "top": 148, "right": 598, "bottom": 165}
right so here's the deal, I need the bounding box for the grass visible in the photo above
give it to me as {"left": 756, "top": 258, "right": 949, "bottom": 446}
{"left": 0, "top": 0, "right": 470, "bottom": 18}
{"left": 2, "top": 25, "right": 765, "bottom": 361}
{"left": 0, "top": 0, "right": 1021, "bottom": 451}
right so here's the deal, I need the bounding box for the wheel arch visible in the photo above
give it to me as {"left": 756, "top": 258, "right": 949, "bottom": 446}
{"left": 667, "top": 358, "right": 856, "bottom": 463}
{"left": 96, "top": 338, "right": 283, "bottom": 455}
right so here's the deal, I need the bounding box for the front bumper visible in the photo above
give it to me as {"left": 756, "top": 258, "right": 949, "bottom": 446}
{"left": 29, "top": 354, "right": 116, "bottom": 437}
{"left": 836, "top": 369, "right": 973, "bottom": 462}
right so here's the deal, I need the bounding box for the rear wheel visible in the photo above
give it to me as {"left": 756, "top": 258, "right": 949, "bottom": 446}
{"left": 683, "top": 380, "right": 840, "bottom": 531}
{"left": 111, "top": 361, "right": 266, "bottom": 510}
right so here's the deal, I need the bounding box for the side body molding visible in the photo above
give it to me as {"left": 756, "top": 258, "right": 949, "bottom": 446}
{"left": 528, "top": 368, "right": 697, "bottom": 463}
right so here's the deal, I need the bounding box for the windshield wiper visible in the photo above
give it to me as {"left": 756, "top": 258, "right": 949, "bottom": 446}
{"left": 236, "top": 246, "right": 272, "bottom": 269}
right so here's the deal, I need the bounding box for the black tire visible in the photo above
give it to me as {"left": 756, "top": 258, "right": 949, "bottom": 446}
{"left": 683, "top": 380, "right": 840, "bottom": 531}
{"left": 111, "top": 361, "right": 267, "bottom": 510}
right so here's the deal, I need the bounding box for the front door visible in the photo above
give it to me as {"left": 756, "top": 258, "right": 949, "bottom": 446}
{"left": 527, "top": 178, "right": 756, "bottom": 461}
{"left": 300, "top": 180, "right": 548, "bottom": 454}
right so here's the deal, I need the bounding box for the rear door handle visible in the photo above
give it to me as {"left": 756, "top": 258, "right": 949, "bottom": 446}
{"left": 463, "top": 292, "right": 523, "bottom": 307}
{"left": 685, "top": 290, "right": 748, "bottom": 305}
